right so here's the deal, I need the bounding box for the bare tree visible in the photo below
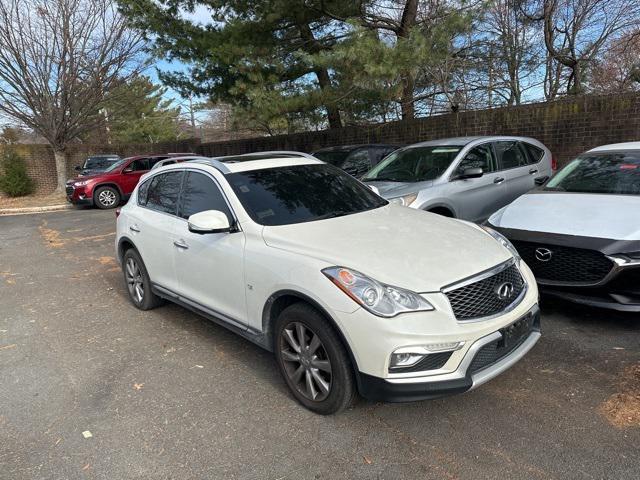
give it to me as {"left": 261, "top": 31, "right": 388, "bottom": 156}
{"left": 589, "top": 31, "right": 640, "bottom": 93}
{"left": 0, "top": 0, "right": 145, "bottom": 192}
{"left": 520, "top": 0, "right": 640, "bottom": 95}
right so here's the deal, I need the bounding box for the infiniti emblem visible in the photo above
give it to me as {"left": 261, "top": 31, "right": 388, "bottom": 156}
{"left": 535, "top": 247, "right": 553, "bottom": 262}
{"left": 495, "top": 282, "right": 515, "bottom": 301}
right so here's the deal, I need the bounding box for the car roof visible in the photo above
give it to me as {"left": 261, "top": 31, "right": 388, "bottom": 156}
{"left": 157, "top": 156, "right": 323, "bottom": 175}
{"left": 588, "top": 142, "right": 640, "bottom": 152}
{"left": 313, "top": 144, "right": 399, "bottom": 153}
{"left": 407, "top": 136, "right": 540, "bottom": 148}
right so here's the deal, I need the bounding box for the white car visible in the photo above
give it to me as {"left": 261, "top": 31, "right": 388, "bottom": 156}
{"left": 116, "top": 156, "right": 540, "bottom": 414}
{"left": 487, "top": 142, "right": 640, "bottom": 312}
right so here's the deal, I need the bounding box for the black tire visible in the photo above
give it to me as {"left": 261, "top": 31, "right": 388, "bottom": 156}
{"left": 94, "top": 185, "right": 121, "bottom": 209}
{"left": 122, "top": 249, "right": 163, "bottom": 311}
{"left": 274, "top": 302, "right": 356, "bottom": 415}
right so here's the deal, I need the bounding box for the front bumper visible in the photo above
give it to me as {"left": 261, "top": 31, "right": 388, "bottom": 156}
{"left": 357, "top": 305, "right": 541, "bottom": 402}
{"left": 65, "top": 184, "right": 93, "bottom": 206}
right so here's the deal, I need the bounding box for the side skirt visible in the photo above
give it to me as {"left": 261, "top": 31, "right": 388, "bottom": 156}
{"left": 151, "top": 284, "right": 271, "bottom": 351}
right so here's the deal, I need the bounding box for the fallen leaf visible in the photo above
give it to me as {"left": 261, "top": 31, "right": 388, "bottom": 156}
{"left": 0, "top": 344, "right": 16, "bottom": 351}
{"left": 363, "top": 455, "right": 373, "bottom": 464}
{"left": 133, "top": 383, "right": 144, "bottom": 391}
{"left": 82, "top": 463, "right": 91, "bottom": 471}
{"left": 82, "top": 431, "right": 92, "bottom": 439}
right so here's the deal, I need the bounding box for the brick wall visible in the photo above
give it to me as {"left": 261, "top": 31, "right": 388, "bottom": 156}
{"left": 199, "top": 92, "right": 640, "bottom": 165}
{"left": 3, "top": 92, "right": 640, "bottom": 195}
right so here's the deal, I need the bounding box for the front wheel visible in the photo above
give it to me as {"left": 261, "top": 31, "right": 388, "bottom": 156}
{"left": 94, "top": 186, "right": 120, "bottom": 209}
{"left": 274, "top": 302, "right": 356, "bottom": 415}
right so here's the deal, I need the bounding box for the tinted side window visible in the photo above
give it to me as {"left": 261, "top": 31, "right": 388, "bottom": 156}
{"left": 146, "top": 172, "right": 183, "bottom": 215}
{"left": 137, "top": 179, "right": 151, "bottom": 206}
{"left": 495, "top": 141, "right": 528, "bottom": 170}
{"left": 342, "top": 149, "right": 372, "bottom": 176}
{"left": 456, "top": 144, "right": 496, "bottom": 175}
{"left": 522, "top": 143, "right": 544, "bottom": 164}
{"left": 178, "top": 172, "right": 232, "bottom": 220}
{"left": 129, "top": 159, "right": 149, "bottom": 171}
{"left": 148, "top": 156, "right": 169, "bottom": 169}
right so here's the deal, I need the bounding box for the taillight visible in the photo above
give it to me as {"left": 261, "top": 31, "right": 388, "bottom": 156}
{"left": 551, "top": 155, "right": 558, "bottom": 171}
{"left": 115, "top": 207, "right": 121, "bottom": 218}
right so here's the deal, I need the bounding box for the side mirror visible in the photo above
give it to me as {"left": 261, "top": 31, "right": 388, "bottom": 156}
{"left": 74, "top": 165, "right": 82, "bottom": 172}
{"left": 368, "top": 184, "right": 380, "bottom": 195}
{"left": 122, "top": 166, "right": 134, "bottom": 173}
{"left": 188, "top": 210, "right": 232, "bottom": 234}
{"left": 458, "top": 167, "right": 483, "bottom": 179}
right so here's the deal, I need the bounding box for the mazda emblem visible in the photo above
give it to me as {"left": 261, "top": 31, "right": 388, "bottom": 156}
{"left": 535, "top": 247, "right": 553, "bottom": 262}
{"left": 495, "top": 282, "right": 515, "bottom": 301}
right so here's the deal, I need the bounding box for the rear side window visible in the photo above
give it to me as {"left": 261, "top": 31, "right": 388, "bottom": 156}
{"left": 522, "top": 143, "right": 544, "bottom": 163}
{"left": 178, "top": 172, "right": 232, "bottom": 220}
{"left": 145, "top": 171, "right": 184, "bottom": 215}
{"left": 494, "top": 141, "right": 528, "bottom": 170}
{"left": 137, "top": 179, "right": 151, "bottom": 206}
{"left": 147, "top": 156, "right": 168, "bottom": 169}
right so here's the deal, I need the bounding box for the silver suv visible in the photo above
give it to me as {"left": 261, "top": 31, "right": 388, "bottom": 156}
{"left": 362, "top": 136, "right": 554, "bottom": 222}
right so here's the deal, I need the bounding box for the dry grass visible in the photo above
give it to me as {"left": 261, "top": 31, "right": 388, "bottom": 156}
{"left": 599, "top": 364, "right": 640, "bottom": 428}
{"left": 0, "top": 192, "right": 67, "bottom": 209}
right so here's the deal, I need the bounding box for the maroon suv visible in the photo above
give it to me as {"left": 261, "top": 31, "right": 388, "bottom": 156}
{"left": 65, "top": 153, "right": 196, "bottom": 209}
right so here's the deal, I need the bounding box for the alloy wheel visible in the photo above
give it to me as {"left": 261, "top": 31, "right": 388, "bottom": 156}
{"left": 125, "top": 257, "right": 144, "bottom": 304}
{"left": 98, "top": 189, "right": 117, "bottom": 207}
{"left": 280, "top": 321, "right": 332, "bottom": 401}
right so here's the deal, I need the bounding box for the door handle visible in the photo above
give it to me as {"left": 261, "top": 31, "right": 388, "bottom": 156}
{"left": 529, "top": 168, "right": 538, "bottom": 175}
{"left": 129, "top": 225, "right": 140, "bottom": 233}
{"left": 173, "top": 239, "right": 189, "bottom": 250}
{"left": 493, "top": 177, "right": 505, "bottom": 184}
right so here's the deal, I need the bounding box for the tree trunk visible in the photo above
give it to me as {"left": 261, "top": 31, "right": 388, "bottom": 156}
{"left": 53, "top": 148, "right": 67, "bottom": 193}
{"left": 397, "top": 0, "right": 418, "bottom": 120}
{"left": 314, "top": 67, "right": 342, "bottom": 129}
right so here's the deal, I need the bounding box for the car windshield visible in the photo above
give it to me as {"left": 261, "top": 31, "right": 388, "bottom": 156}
{"left": 362, "top": 146, "right": 462, "bottom": 183}
{"left": 227, "top": 164, "right": 388, "bottom": 226}
{"left": 313, "top": 150, "right": 351, "bottom": 167}
{"left": 545, "top": 151, "right": 640, "bottom": 195}
{"left": 103, "top": 159, "right": 128, "bottom": 173}
{"left": 84, "top": 156, "right": 119, "bottom": 170}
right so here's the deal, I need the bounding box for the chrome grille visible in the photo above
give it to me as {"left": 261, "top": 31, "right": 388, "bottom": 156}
{"left": 444, "top": 261, "right": 525, "bottom": 321}
{"left": 65, "top": 186, "right": 74, "bottom": 197}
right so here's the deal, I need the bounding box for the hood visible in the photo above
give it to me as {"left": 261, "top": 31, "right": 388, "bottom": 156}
{"left": 262, "top": 205, "right": 511, "bottom": 292}
{"left": 67, "top": 173, "right": 106, "bottom": 184}
{"left": 363, "top": 180, "right": 431, "bottom": 198}
{"left": 489, "top": 191, "right": 640, "bottom": 241}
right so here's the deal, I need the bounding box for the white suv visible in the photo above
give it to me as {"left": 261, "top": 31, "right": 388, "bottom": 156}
{"left": 116, "top": 156, "right": 541, "bottom": 414}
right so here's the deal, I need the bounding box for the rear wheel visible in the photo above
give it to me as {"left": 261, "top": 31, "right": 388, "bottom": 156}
{"left": 123, "top": 249, "right": 163, "bottom": 310}
{"left": 94, "top": 186, "right": 120, "bottom": 209}
{"left": 275, "top": 302, "right": 356, "bottom": 415}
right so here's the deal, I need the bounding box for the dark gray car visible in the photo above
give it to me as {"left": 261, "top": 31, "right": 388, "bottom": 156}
{"left": 362, "top": 136, "right": 554, "bottom": 222}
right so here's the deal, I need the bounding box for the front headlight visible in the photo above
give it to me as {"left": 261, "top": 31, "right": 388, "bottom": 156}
{"left": 74, "top": 180, "right": 89, "bottom": 187}
{"left": 480, "top": 225, "right": 520, "bottom": 260}
{"left": 388, "top": 193, "right": 418, "bottom": 206}
{"left": 322, "top": 266, "right": 434, "bottom": 317}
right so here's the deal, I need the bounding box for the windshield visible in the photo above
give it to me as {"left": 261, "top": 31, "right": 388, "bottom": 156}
{"left": 83, "top": 156, "right": 120, "bottom": 170}
{"left": 362, "top": 146, "right": 462, "bottom": 182}
{"left": 103, "top": 158, "right": 128, "bottom": 173}
{"left": 313, "top": 150, "right": 351, "bottom": 167}
{"left": 545, "top": 151, "right": 640, "bottom": 195}
{"left": 227, "top": 164, "right": 388, "bottom": 226}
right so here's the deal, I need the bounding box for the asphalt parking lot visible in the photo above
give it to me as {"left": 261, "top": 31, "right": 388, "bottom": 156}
{"left": 1, "top": 209, "right": 639, "bottom": 480}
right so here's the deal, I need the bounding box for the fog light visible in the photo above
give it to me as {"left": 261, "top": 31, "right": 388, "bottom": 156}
{"left": 390, "top": 351, "right": 426, "bottom": 369}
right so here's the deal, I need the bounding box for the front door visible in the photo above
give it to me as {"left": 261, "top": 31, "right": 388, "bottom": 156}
{"left": 119, "top": 158, "right": 150, "bottom": 195}
{"left": 173, "top": 171, "right": 248, "bottom": 327}
{"left": 449, "top": 143, "right": 505, "bottom": 222}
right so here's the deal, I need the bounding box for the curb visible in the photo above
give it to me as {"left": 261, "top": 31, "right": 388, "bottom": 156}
{"left": 0, "top": 204, "right": 73, "bottom": 216}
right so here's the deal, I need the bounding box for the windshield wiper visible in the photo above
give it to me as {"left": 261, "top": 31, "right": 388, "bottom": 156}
{"left": 314, "top": 210, "right": 352, "bottom": 220}
{"left": 362, "top": 177, "right": 402, "bottom": 182}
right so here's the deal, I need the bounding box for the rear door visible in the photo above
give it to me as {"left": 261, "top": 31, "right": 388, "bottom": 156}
{"left": 173, "top": 170, "right": 248, "bottom": 326}
{"left": 128, "top": 171, "right": 184, "bottom": 292}
{"left": 522, "top": 142, "right": 551, "bottom": 184}
{"left": 493, "top": 141, "right": 534, "bottom": 205}
{"left": 448, "top": 143, "right": 504, "bottom": 222}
